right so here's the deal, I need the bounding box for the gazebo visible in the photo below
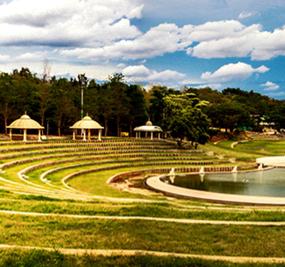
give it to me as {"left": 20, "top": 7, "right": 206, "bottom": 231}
{"left": 7, "top": 113, "right": 44, "bottom": 142}
{"left": 70, "top": 115, "right": 104, "bottom": 141}
{"left": 134, "top": 120, "right": 163, "bottom": 140}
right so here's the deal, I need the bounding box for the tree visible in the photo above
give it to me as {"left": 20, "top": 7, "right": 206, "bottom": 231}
{"left": 107, "top": 73, "right": 129, "bottom": 136}
{"left": 148, "top": 86, "right": 174, "bottom": 127}
{"left": 0, "top": 73, "right": 15, "bottom": 133}
{"left": 207, "top": 102, "right": 252, "bottom": 132}
{"left": 49, "top": 78, "right": 77, "bottom": 136}
{"left": 163, "top": 93, "right": 210, "bottom": 148}
{"left": 126, "top": 84, "right": 148, "bottom": 135}
{"left": 268, "top": 103, "right": 285, "bottom": 131}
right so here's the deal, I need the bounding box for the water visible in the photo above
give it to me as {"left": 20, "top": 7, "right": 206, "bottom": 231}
{"left": 163, "top": 168, "right": 285, "bottom": 197}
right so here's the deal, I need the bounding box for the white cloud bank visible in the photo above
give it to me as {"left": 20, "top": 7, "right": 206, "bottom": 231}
{"left": 201, "top": 62, "right": 269, "bottom": 83}
{"left": 0, "top": 0, "right": 285, "bottom": 65}
{"left": 0, "top": 1, "right": 285, "bottom": 64}
{"left": 188, "top": 21, "right": 285, "bottom": 61}
{"left": 0, "top": 0, "right": 283, "bottom": 88}
{"left": 0, "top": 0, "right": 142, "bottom": 46}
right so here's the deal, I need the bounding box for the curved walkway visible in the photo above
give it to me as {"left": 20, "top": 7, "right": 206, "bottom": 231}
{"left": 146, "top": 174, "right": 285, "bottom": 205}
{"left": 257, "top": 156, "right": 285, "bottom": 167}
{"left": 0, "top": 244, "right": 285, "bottom": 264}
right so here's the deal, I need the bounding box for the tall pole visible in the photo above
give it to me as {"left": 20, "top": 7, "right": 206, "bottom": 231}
{"left": 81, "top": 84, "right": 84, "bottom": 119}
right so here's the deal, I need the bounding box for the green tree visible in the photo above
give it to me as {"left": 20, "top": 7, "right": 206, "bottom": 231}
{"left": 126, "top": 84, "right": 148, "bottom": 135}
{"left": 0, "top": 73, "right": 15, "bottom": 133}
{"left": 108, "top": 73, "right": 129, "bottom": 136}
{"left": 163, "top": 93, "right": 210, "bottom": 148}
{"left": 49, "top": 78, "right": 77, "bottom": 136}
{"left": 207, "top": 101, "right": 252, "bottom": 132}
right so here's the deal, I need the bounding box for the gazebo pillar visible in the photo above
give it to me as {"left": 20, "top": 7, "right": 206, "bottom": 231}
{"left": 83, "top": 129, "right": 86, "bottom": 141}
{"left": 135, "top": 132, "right": 138, "bottom": 139}
{"left": 23, "top": 129, "right": 27, "bottom": 142}
{"left": 98, "top": 129, "right": 102, "bottom": 141}
{"left": 38, "top": 129, "right": 41, "bottom": 142}
{"left": 150, "top": 132, "right": 153, "bottom": 140}
{"left": 9, "top": 129, "right": 12, "bottom": 141}
{"left": 88, "top": 129, "right": 91, "bottom": 141}
{"left": 73, "top": 131, "right": 76, "bottom": 141}
{"left": 158, "top": 132, "right": 161, "bottom": 140}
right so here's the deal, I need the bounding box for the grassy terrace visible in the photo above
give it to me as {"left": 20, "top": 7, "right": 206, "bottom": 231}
{"left": 0, "top": 137, "right": 285, "bottom": 266}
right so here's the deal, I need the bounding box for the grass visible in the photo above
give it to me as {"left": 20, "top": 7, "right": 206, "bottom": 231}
{"left": 2, "top": 138, "right": 285, "bottom": 265}
{"left": 209, "top": 140, "right": 285, "bottom": 159}
{"left": 1, "top": 250, "right": 284, "bottom": 267}
{"left": 2, "top": 192, "right": 285, "bottom": 222}
{"left": 1, "top": 214, "right": 285, "bottom": 257}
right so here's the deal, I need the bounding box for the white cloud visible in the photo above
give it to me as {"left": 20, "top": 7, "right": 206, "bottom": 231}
{"left": 0, "top": 60, "right": 119, "bottom": 81}
{"left": 188, "top": 20, "right": 245, "bottom": 42}
{"left": 201, "top": 62, "right": 269, "bottom": 83}
{"left": 61, "top": 23, "right": 192, "bottom": 60}
{"left": 17, "top": 51, "right": 48, "bottom": 61}
{"left": 60, "top": 18, "right": 285, "bottom": 63}
{"left": 262, "top": 81, "right": 280, "bottom": 91}
{"left": 238, "top": 11, "right": 255, "bottom": 20}
{"left": 148, "top": 70, "right": 185, "bottom": 83}
{"left": 0, "top": 1, "right": 284, "bottom": 84}
{"left": 122, "top": 65, "right": 186, "bottom": 85}
{"left": 0, "top": 54, "right": 10, "bottom": 62}
{"left": 0, "top": 0, "right": 142, "bottom": 46}
{"left": 188, "top": 21, "right": 285, "bottom": 61}
{"left": 123, "top": 65, "right": 151, "bottom": 77}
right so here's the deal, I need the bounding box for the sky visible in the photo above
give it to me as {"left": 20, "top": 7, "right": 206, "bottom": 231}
{"left": 0, "top": 0, "right": 285, "bottom": 98}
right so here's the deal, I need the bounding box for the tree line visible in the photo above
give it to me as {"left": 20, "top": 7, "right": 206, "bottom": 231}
{"left": 0, "top": 67, "right": 284, "bottom": 143}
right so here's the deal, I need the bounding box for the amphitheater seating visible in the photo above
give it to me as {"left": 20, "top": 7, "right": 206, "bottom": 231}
{"left": 0, "top": 138, "right": 240, "bottom": 200}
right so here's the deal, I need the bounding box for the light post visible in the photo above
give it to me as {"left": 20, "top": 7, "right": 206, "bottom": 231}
{"left": 78, "top": 74, "right": 87, "bottom": 119}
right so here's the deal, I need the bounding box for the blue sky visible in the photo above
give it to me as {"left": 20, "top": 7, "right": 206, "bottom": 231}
{"left": 0, "top": 0, "right": 285, "bottom": 98}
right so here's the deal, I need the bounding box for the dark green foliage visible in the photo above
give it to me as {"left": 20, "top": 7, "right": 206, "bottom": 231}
{"left": 163, "top": 93, "right": 211, "bottom": 147}
{"left": 0, "top": 67, "right": 283, "bottom": 137}
{"left": 0, "top": 69, "right": 148, "bottom": 137}
{"left": 0, "top": 250, "right": 65, "bottom": 267}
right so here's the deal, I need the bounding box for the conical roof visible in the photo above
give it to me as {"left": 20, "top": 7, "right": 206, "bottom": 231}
{"left": 7, "top": 114, "right": 44, "bottom": 129}
{"left": 70, "top": 115, "right": 104, "bottom": 130}
{"left": 134, "top": 120, "right": 162, "bottom": 132}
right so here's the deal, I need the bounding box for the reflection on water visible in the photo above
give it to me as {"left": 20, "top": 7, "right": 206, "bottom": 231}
{"left": 162, "top": 168, "right": 285, "bottom": 197}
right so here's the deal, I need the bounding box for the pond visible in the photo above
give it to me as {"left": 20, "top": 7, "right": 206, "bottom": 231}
{"left": 162, "top": 168, "right": 285, "bottom": 197}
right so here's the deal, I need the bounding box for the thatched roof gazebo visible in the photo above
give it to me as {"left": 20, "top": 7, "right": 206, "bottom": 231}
{"left": 7, "top": 113, "right": 44, "bottom": 142}
{"left": 70, "top": 115, "right": 104, "bottom": 141}
{"left": 134, "top": 120, "right": 163, "bottom": 140}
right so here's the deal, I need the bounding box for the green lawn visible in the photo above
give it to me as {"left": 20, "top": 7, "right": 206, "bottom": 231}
{"left": 1, "top": 138, "right": 285, "bottom": 265}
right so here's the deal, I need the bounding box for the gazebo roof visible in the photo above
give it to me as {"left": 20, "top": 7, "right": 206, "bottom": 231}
{"left": 134, "top": 120, "right": 162, "bottom": 132}
{"left": 7, "top": 114, "right": 44, "bottom": 129}
{"left": 70, "top": 115, "right": 104, "bottom": 130}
